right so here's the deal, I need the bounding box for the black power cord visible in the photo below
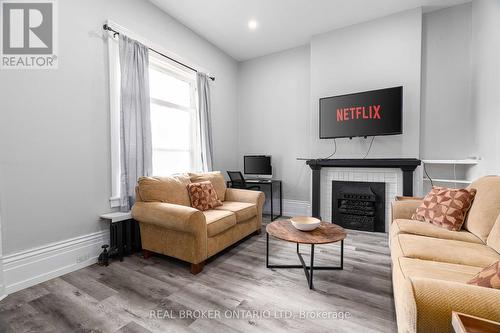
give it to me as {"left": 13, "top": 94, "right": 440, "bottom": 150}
{"left": 423, "top": 162, "right": 434, "bottom": 187}
{"left": 322, "top": 138, "right": 337, "bottom": 160}
{"left": 362, "top": 136, "right": 375, "bottom": 159}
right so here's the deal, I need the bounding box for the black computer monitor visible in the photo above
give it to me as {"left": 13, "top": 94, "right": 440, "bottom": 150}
{"left": 244, "top": 155, "right": 272, "bottom": 176}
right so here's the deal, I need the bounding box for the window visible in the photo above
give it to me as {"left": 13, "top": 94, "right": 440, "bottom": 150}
{"left": 149, "top": 53, "right": 201, "bottom": 176}
{"left": 106, "top": 21, "right": 206, "bottom": 208}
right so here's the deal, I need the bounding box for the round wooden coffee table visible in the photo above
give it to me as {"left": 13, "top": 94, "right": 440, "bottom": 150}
{"left": 266, "top": 219, "right": 347, "bottom": 289}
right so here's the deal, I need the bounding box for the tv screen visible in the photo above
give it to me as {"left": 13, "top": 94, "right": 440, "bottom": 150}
{"left": 319, "top": 86, "right": 403, "bottom": 139}
{"left": 244, "top": 156, "right": 272, "bottom": 175}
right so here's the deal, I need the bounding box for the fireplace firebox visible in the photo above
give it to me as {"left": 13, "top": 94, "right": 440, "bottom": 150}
{"left": 331, "top": 181, "right": 385, "bottom": 232}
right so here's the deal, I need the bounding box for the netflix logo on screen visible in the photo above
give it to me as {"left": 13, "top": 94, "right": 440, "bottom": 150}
{"left": 319, "top": 86, "right": 402, "bottom": 139}
{"left": 336, "top": 105, "right": 381, "bottom": 122}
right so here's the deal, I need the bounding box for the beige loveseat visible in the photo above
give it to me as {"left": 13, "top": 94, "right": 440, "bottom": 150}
{"left": 390, "top": 176, "right": 500, "bottom": 333}
{"left": 131, "top": 171, "right": 264, "bottom": 274}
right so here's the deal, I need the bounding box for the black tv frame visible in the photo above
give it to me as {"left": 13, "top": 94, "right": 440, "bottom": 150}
{"left": 319, "top": 86, "right": 403, "bottom": 139}
{"left": 243, "top": 155, "right": 272, "bottom": 175}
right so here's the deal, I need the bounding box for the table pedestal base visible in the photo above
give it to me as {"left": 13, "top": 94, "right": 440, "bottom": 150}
{"left": 266, "top": 233, "right": 344, "bottom": 290}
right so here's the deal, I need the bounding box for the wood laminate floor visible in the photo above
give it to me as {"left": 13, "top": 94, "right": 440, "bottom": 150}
{"left": 0, "top": 219, "right": 396, "bottom": 333}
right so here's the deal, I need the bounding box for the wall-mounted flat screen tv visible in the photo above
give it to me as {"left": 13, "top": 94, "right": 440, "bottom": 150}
{"left": 319, "top": 86, "right": 403, "bottom": 139}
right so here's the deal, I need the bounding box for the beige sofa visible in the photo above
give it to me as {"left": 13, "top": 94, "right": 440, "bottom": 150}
{"left": 390, "top": 176, "right": 500, "bottom": 333}
{"left": 131, "top": 171, "right": 264, "bottom": 274}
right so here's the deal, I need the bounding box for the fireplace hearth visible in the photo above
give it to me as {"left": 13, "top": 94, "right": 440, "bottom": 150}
{"left": 332, "top": 181, "right": 385, "bottom": 232}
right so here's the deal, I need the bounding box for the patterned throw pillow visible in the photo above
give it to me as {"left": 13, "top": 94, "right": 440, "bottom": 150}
{"left": 467, "top": 260, "right": 500, "bottom": 289}
{"left": 187, "top": 181, "right": 222, "bottom": 211}
{"left": 411, "top": 186, "right": 476, "bottom": 231}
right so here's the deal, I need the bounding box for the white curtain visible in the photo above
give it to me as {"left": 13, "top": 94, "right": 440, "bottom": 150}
{"left": 196, "top": 72, "right": 214, "bottom": 171}
{"left": 119, "top": 35, "right": 152, "bottom": 211}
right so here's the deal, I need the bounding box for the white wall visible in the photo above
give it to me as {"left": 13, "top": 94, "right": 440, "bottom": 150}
{"left": 310, "top": 8, "right": 422, "bottom": 160}
{"left": 237, "top": 46, "right": 311, "bottom": 201}
{"left": 470, "top": 0, "right": 500, "bottom": 177}
{"left": 237, "top": 8, "right": 423, "bottom": 203}
{"left": 420, "top": 3, "right": 474, "bottom": 160}
{"left": 0, "top": 0, "right": 238, "bottom": 255}
{"left": 0, "top": 201, "right": 3, "bottom": 297}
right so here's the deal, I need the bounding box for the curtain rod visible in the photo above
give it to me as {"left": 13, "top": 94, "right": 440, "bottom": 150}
{"left": 103, "top": 24, "right": 215, "bottom": 81}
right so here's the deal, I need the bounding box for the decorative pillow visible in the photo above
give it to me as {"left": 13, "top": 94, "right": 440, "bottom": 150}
{"left": 411, "top": 186, "right": 477, "bottom": 231}
{"left": 467, "top": 260, "right": 500, "bottom": 289}
{"left": 187, "top": 181, "right": 222, "bottom": 211}
{"left": 188, "top": 171, "right": 227, "bottom": 201}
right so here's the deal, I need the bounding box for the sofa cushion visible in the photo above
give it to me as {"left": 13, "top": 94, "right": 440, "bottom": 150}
{"left": 203, "top": 210, "right": 236, "bottom": 237}
{"left": 487, "top": 214, "right": 500, "bottom": 254}
{"left": 215, "top": 201, "right": 257, "bottom": 222}
{"left": 187, "top": 181, "right": 222, "bottom": 211}
{"left": 391, "top": 219, "right": 483, "bottom": 244}
{"left": 411, "top": 186, "right": 476, "bottom": 231}
{"left": 465, "top": 176, "right": 500, "bottom": 242}
{"left": 396, "top": 257, "right": 481, "bottom": 284}
{"left": 392, "top": 234, "right": 500, "bottom": 268}
{"left": 467, "top": 260, "right": 500, "bottom": 289}
{"left": 189, "top": 171, "right": 227, "bottom": 201}
{"left": 137, "top": 174, "right": 191, "bottom": 206}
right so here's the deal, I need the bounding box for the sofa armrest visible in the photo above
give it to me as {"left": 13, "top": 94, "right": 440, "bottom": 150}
{"left": 132, "top": 202, "right": 206, "bottom": 235}
{"left": 225, "top": 188, "right": 265, "bottom": 208}
{"left": 409, "top": 277, "right": 500, "bottom": 333}
{"left": 391, "top": 199, "right": 422, "bottom": 221}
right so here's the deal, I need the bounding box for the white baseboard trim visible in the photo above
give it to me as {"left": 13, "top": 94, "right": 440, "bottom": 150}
{"left": 2, "top": 230, "right": 109, "bottom": 294}
{"left": 0, "top": 286, "right": 5, "bottom": 301}
{"left": 264, "top": 199, "right": 311, "bottom": 217}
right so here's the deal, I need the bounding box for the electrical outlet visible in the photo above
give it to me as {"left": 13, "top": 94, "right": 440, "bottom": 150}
{"left": 76, "top": 253, "right": 90, "bottom": 263}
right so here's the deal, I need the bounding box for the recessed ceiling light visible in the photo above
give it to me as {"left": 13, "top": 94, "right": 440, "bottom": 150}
{"left": 248, "top": 20, "right": 258, "bottom": 30}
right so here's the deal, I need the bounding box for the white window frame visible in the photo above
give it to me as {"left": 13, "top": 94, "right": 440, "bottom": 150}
{"left": 149, "top": 53, "right": 202, "bottom": 175}
{"left": 106, "top": 20, "right": 212, "bottom": 208}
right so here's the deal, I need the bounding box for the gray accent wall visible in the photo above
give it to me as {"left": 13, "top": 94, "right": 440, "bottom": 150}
{"left": 236, "top": 3, "right": 499, "bottom": 203}
{"left": 470, "top": 0, "right": 500, "bottom": 177}
{"left": 237, "top": 46, "right": 311, "bottom": 201}
{"left": 0, "top": 0, "right": 239, "bottom": 254}
{"left": 237, "top": 8, "right": 424, "bottom": 201}
{"left": 309, "top": 8, "right": 422, "bottom": 160}
{"left": 420, "top": 3, "right": 474, "bottom": 160}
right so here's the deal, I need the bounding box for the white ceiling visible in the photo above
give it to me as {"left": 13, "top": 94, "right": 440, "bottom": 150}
{"left": 150, "top": 0, "right": 470, "bottom": 61}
